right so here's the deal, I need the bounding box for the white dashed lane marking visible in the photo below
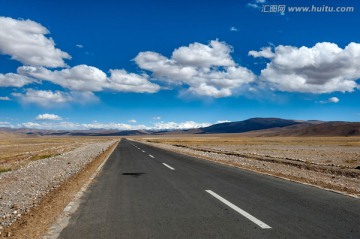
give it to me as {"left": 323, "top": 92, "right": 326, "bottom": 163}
{"left": 205, "top": 190, "right": 272, "bottom": 229}
{"left": 162, "top": 163, "right": 175, "bottom": 170}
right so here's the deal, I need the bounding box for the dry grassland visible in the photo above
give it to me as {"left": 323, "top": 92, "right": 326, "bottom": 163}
{"left": 138, "top": 135, "right": 360, "bottom": 168}
{"left": 0, "top": 135, "right": 117, "bottom": 173}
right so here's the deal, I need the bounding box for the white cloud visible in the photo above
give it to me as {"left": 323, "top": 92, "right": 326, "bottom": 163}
{"left": 20, "top": 121, "right": 148, "bottom": 131}
{"left": 171, "top": 40, "right": 236, "bottom": 67}
{"left": 153, "top": 121, "right": 211, "bottom": 130}
{"left": 12, "top": 89, "right": 72, "bottom": 107}
{"left": 36, "top": 113, "right": 62, "bottom": 121}
{"left": 187, "top": 83, "right": 232, "bottom": 97}
{"left": 108, "top": 69, "right": 160, "bottom": 93}
{"left": 24, "top": 117, "right": 210, "bottom": 132}
{"left": 0, "top": 121, "right": 13, "bottom": 127}
{"left": 247, "top": 0, "right": 265, "bottom": 9}
{"left": 18, "top": 65, "right": 160, "bottom": 93}
{"left": 76, "top": 44, "right": 84, "bottom": 48}
{"left": 320, "top": 97, "right": 340, "bottom": 104}
{"left": 0, "top": 17, "right": 71, "bottom": 67}
{"left": 0, "top": 96, "right": 10, "bottom": 101}
{"left": 135, "top": 40, "right": 255, "bottom": 98}
{"left": 21, "top": 121, "right": 78, "bottom": 130}
{"left": 247, "top": 3, "right": 260, "bottom": 8}
{"left": 153, "top": 116, "right": 161, "bottom": 120}
{"left": 216, "top": 120, "right": 231, "bottom": 124}
{"left": 71, "top": 91, "right": 99, "bottom": 104}
{"left": 250, "top": 42, "right": 360, "bottom": 93}
{"left": 328, "top": 97, "right": 340, "bottom": 103}
{"left": 0, "top": 73, "right": 37, "bottom": 87}
{"left": 18, "top": 120, "right": 212, "bottom": 131}
{"left": 18, "top": 65, "right": 107, "bottom": 91}
{"left": 248, "top": 47, "right": 275, "bottom": 58}
{"left": 230, "top": 27, "right": 238, "bottom": 32}
{"left": 82, "top": 122, "right": 147, "bottom": 130}
{"left": 135, "top": 51, "right": 197, "bottom": 85}
{"left": 82, "top": 120, "right": 210, "bottom": 131}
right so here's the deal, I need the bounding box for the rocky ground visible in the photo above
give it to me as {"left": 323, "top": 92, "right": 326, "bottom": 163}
{"left": 135, "top": 138, "right": 360, "bottom": 198}
{"left": 0, "top": 140, "right": 116, "bottom": 236}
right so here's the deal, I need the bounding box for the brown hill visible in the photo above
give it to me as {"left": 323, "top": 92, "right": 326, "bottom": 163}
{"left": 243, "top": 122, "right": 360, "bottom": 137}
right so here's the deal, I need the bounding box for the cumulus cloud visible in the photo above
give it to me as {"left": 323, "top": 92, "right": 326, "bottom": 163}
{"left": 18, "top": 65, "right": 107, "bottom": 91}
{"left": 76, "top": 44, "right": 84, "bottom": 48}
{"left": 18, "top": 65, "right": 160, "bottom": 93}
{"left": 21, "top": 121, "right": 79, "bottom": 130}
{"left": 0, "top": 73, "right": 36, "bottom": 87}
{"left": 82, "top": 122, "right": 148, "bottom": 130}
{"left": 187, "top": 83, "right": 232, "bottom": 97}
{"left": 0, "top": 96, "right": 10, "bottom": 101}
{"left": 70, "top": 91, "right": 99, "bottom": 104}
{"left": 328, "top": 97, "right": 340, "bottom": 103}
{"left": 171, "top": 40, "right": 236, "bottom": 67}
{"left": 11, "top": 89, "right": 98, "bottom": 108}
{"left": 20, "top": 120, "right": 211, "bottom": 130}
{"left": 12, "top": 89, "right": 99, "bottom": 108}
{"left": 250, "top": 42, "right": 360, "bottom": 93}
{"left": 320, "top": 97, "right": 340, "bottom": 104}
{"left": 135, "top": 51, "right": 196, "bottom": 85}
{"left": 248, "top": 47, "right": 275, "bottom": 58}
{"left": 230, "top": 27, "right": 238, "bottom": 32}
{"left": 152, "top": 121, "right": 211, "bottom": 130}
{"left": 108, "top": 69, "right": 160, "bottom": 93}
{"left": 16, "top": 119, "right": 214, "bottom": 131}
{"left": 12, "top": 89, "right": 73, "bottom": 107}
{"left": 135, "top": 39, "right": 255, "bottom": 98}
{"left": 128, "top": 119, "right": 137, "bottom": 123}
{"left": 36, "top": 113, "right": 62, "bottom": 120}
{"left": 21, "top": 121, "right": 148, "bottom": 131}
{"left": 0, "top": 17, "right": 71, "bottom": 67}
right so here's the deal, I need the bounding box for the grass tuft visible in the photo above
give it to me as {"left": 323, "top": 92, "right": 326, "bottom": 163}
{"left": 0, "top": 167, "right": 12, "bottom": 174}
{"left": 30, "top": 153, "right": 61, "bottom": 161}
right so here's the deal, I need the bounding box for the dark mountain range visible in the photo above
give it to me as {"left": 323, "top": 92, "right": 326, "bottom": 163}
{"left": 198, "top": 118, "right": 300, "bottom": 134}
{"left": 1, "top": 118, "right": 359, "bottom": 137}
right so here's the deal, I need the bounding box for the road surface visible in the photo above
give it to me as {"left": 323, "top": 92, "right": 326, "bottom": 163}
{"left": 59, "top": 139, "right": 360, "bottom": 238}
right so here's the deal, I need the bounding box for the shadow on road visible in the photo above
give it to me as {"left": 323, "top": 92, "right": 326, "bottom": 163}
{"left": 122, "top": 172, "right": 146, "bottom": 178}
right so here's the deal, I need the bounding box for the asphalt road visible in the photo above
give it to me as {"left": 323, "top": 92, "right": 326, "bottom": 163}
{"left": 59, "top": 139, "right": 360, "bottom": 239}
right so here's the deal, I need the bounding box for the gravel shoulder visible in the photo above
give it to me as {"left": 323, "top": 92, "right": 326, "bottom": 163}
{"left": 134, "top": 139, "right": 360, "bottom": 198}
{"left": 0, "top": 139, "right": 118, "bottom": 238}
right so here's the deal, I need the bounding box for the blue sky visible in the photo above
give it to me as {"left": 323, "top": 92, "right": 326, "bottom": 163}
{"left": 0, "top": 0, "right": 360, "bottom": 130}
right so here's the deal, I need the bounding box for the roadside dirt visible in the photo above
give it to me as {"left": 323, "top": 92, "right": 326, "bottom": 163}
{"left": 0, "top": 141, "right": 119, "bottom": 239}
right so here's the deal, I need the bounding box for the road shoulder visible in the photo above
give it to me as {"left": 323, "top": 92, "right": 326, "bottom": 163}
{"left": 1, "top": 140, "right": 119, "bottom": 239}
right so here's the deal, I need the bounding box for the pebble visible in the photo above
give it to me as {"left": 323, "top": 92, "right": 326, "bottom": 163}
{"left": 0, "top": 140, "right": 116, "bottom": 229}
